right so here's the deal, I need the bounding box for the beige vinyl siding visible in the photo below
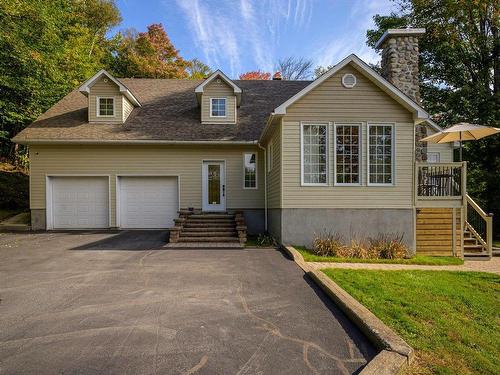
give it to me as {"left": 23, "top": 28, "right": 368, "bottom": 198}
{"left": 426, "top": 124, "right": 454, "bottom": 163}
{"left": 30, "top": 145, "right": 264, "bottom": 226}
{"left": 122, "top": 96, "right": 134, "bottom": 121}
{"left": 201, "top": 79, "right": 236, "bottom": 123}
{"left": 267, "top": 122, "right": 282, "bottom": 208}
{"left": 281, "top": 62, "right": 415, "bottom": 209}
{"left": 88, "top": 77, "right": 124, "bottom": 123}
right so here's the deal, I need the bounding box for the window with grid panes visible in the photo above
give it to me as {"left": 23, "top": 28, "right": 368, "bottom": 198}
{"left": 368, "top": 125, "right": 393, "bottom": 184}
{"left": 302, "top": 124, "right": 328, "bottom": 184}
{"left": 98, "top": 97, "right": 114, "bottom": 116}
{"left": 335, "top": 124, "right": 360, "bottom": 184}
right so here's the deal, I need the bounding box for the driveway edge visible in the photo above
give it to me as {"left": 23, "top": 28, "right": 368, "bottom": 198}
{"left": 283, "top": 246, "right": 414, "bottom": 375}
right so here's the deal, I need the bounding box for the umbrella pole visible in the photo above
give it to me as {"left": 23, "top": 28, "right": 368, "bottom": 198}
{"left": 459, "top": 133, "right": 462, "bottom": 162}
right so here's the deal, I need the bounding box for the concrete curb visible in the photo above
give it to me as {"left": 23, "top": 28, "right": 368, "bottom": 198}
{"left": 283, "top": 246, "right": 414, "bottom": 375}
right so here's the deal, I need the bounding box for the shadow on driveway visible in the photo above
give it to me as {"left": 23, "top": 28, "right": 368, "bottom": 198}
{"left": 69, "top": 230, "right": 169, "bottom": 251}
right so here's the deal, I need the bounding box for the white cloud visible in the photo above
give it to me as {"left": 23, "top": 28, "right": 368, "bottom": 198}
{"left": 313, "top": 0, "right": 395, "bottom": 69}
{"left": 171, "top": 0, "right": 313, "bottom": 77}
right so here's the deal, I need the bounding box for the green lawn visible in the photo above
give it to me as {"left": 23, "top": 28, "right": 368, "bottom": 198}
{"left": 494, "top": 239, "right": 500, "bottom": 248}
{"left": 323, "top": 269, "right": 500, "bottom": 374}
{"left": 295, "top": 246, "right": 464, "bottom": 265}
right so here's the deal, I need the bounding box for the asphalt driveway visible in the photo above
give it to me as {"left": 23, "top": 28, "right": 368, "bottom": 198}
{"left": 0, "top": 231, "right": 375, "bottom": 374}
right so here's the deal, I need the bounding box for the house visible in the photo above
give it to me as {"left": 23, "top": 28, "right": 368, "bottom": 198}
{"left": 13, "top": 29, "right": 493, "bottom": 257}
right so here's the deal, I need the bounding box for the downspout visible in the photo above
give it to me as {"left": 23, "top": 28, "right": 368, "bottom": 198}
{"left": 257, "top": 143, "right": 268, "bottom": 232}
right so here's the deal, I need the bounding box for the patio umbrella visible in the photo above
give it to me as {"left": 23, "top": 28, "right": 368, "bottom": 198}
{"left": 420, "top": 122, "right": 500, "bottom": 161}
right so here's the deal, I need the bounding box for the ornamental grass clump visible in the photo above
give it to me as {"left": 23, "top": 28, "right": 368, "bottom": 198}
{"left": 312, "top": 231, "right": 409, "bottom": 259}
{"left": 311, "top": 231, "right": 345, "bottom": 257}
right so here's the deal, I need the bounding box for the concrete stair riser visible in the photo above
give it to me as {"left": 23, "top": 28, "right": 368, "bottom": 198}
{"left": 178, "top": 237, "right": 240, "bottom": 243}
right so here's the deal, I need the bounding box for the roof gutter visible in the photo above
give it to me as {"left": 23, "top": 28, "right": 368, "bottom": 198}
{"left": 13, "top": 139, "right": 259, "bottom": 146}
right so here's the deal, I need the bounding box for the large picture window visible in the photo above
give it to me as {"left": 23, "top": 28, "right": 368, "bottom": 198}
{"left": 301, "top": 124, "right": 328, "bottom": 185}
{"left": 335, "top": 124, "right": 360, "bottom": 185}
{"left": 368, "top": 124, "right": 394, "bottom": 185}
{"left": 243, "top": 153, "right": 257, "bottom": 189}
{"left": 210, "top": 98, "right": 226, "bottom": 117}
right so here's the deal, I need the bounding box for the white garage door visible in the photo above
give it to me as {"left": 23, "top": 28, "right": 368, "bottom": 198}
{"left": 119, "top": 177, "right": 178, "bottom": 229}
{"left": 50, "top": 177, "right": 109, "bottom": 229}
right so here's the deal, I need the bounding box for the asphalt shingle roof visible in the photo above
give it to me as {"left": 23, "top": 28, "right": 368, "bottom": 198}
{"left": 14, "top": 79, "right": 311, "bottom": 143}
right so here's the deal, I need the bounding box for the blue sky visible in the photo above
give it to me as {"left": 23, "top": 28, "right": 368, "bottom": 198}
{"left": 114, "top": 0, "right": 396, "bottom": 78}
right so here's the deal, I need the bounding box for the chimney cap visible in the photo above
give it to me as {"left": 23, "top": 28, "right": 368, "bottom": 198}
{"left": 272, "top": 71, "right": 282, "bottom": 80}
{"left": 374, "top": 28, "right": 426, "bottom": 49}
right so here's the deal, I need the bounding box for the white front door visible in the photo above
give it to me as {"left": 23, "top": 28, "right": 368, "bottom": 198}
{"left": 202, "top": 161, "right": 226, "bottom": 211}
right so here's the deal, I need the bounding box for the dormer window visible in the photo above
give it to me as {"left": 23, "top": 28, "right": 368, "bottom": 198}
{"left": 210, "top": 98, "right": 226, "bottom": 117}
{"left": 97, "top": 97, "right": 115, "bottom": 117}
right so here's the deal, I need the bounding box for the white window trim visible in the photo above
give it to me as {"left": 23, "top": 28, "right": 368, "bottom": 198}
{"left": 300, "top": 122, "right": 329, "bottom": 186}
{"left": 243, "top": 152, "right": 258, "bottom": 190}
{"left": 210, "top": 97, "right": 227, "bottom": 118}
{"left": 267, "top": 142, "right": 273, "bottom": 172}
{"left": 333, "top": 122, "right": 362, "bottom": 186}
{"left": 96, "top": 96, "right": 116, "bottom": 117}
{"left": 366, "top": 122, "right": 396, "bottom": 186}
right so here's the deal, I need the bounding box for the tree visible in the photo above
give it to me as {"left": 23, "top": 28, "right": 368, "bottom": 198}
{"left": 276, "top": 57, "right": 313, "bottom": 80}
{"left": 239, "top": 71, "right": 271, "bottom": 80}
{"left": 0, "top": 0, "right": 121, "bottom": 160}
{"left": 110, "top": 24, "right": 189, "bottom": 78}
{"left": 314, "top": 65, "right": 334, "bottom": 78}
{"left": 367, "top": 0, "right": 500, "bottom": 233}
{"left": 187, "top": 58, "right": 212, "bottom": 79}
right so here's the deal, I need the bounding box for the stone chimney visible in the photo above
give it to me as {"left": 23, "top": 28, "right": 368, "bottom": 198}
{"left": 375, "top": 28, "right": 427, "bottom": 161}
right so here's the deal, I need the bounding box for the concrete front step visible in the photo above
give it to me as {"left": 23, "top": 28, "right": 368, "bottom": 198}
{"left": 184, "top": 223, "right": 235, "bottom": 228}
{"left": 180, "top": 231, "right": 237, "bottom": 237}
{"left": 180, "top": 226, "right": 236, "bottom": 232}
{"left": 185, "top": 220, "right": 236, "bottom": 225}
{"left": 178, "top": 236, "right": 239, "bottom": 243}
{"left": 165, "top": 242, "right": 243, "bottom": 249}
{"left": 188, "top": 214, "right": 235, "bottom": 219}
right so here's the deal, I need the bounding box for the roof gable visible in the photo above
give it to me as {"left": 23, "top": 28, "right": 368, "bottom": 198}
{"left": 195, "top": 70, "right": 242, "bottom": 105}
{"left": 274, "top": 54, "right": 428, "bottom": 119}
{"left": 79, "top": 69, "right": 141, "bottom": 107}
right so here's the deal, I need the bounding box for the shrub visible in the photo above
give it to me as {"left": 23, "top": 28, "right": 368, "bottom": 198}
{"left": 311, "top": 231, "right": 346, "bottom": 257}
{"left": 256, "top": 234, "right": 276, "bottom": 247}
{"left": 368, "top": 233, "right": 408, "bottom": 259}
{"left": 312, "top": 231, "right": 409, "bottom": 259}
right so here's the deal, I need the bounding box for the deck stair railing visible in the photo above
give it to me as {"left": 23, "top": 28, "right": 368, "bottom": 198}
{"left": 466, "top": 195, "right": 493, "bottom": 257}
{"left": 416, "top": 162, "right": 466, "bottom": 199}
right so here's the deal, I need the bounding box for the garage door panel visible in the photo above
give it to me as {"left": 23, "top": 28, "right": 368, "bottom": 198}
{"left": 119, "top": 177, "right": 178, "bottom": 229}
{"left": 51, "top": 177, "right": 109, "bottom": 229}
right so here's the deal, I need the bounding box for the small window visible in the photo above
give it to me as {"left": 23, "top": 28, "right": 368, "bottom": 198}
{"left": 335, "top": 124, "right": 361, "bottom": 185}
{"left": 368, "top": 124, "right": 394, "bottom": 185}
{"left": 243, "top": 153, "right": 257, "bottom": 189}
{"left": 427, "top": 152, "right": 440, "bottom": 163}
{"left": 267, "top": 142, "right": 274, "bottom": 172}
{"left": 301, "top": 123, "right": 328, "bottom": 185}
{"left": 98, "top": 97, "right": 114, "bottom": 117}
{"left": 210, "top": 98, "right": 226, "bottom": 117}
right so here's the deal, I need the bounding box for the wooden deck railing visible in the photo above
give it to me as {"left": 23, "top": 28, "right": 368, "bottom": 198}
{"left": 415, "top": 162, "right": 466, "bottom": 201}
{"left": 466, "top": 195, "right": 493, "bottom": 257}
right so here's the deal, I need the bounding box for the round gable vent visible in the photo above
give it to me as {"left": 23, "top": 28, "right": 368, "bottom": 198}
{"left": 216, "top": 78, "right": 221, "bottom": 83}
{"left": 342, "top": 73, "right": 357, "bottom": 88}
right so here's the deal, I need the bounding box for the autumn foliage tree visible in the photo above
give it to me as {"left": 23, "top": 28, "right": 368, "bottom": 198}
{"left": 110, "top": 23, "right": 189, "bottom": 78}
{"left": 238, "top": 71, "right": 271, "bottom": 80}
